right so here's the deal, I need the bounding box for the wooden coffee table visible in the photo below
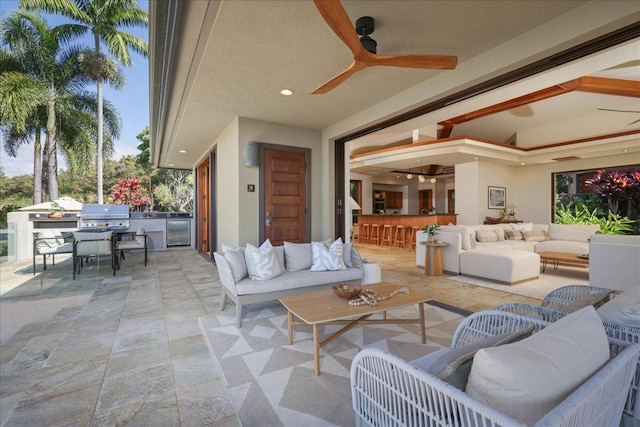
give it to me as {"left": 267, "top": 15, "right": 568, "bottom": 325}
{"left": 538, "top": 251, "right": 589, "bottom": 272}
{"left": 280, "top": 282, "right": 431, "bottom": 375}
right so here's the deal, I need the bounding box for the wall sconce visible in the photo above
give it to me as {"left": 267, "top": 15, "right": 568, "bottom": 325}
{"left": 245, "top": 141, "right": 260, "bottom": 167}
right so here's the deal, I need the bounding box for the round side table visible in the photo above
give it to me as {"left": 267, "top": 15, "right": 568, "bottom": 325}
{"left": 419, "top": 242, "right": 447, "bottom": 276}
{"left": 361, "top": 261, "right": 381, "bottom": 284}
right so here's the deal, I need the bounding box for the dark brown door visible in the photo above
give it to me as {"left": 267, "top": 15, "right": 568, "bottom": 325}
{"left": 197, "top": 158, "right": 210, "bottom": 256}
{"left": 448, "top": 189, "right": 455, "bottom": 213}
{"left": 419, "top": 190, "right": 433, "bottom": 213}
{"left": 263, "top": 148, "right": 307, "bottom": 245}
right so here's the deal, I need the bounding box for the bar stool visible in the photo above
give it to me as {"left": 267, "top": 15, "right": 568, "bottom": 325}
{"left": 369, "top": 224, "right": 381, "bottom": 246}
{"left": 394, "top": 225, "right": 406, "bottom": 249}
{"left": 359, "top": 223, "right": 370, "bottom": 244}
{"left": 409, "top": 226, "right": 421, "bottom": 250}
{"left": 381, "top": 225, "right": 393, "bottom": 247}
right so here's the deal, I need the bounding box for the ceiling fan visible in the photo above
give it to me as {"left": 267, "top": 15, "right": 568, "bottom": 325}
{"left": 597, "top": 108, "right": 640, "bottom": 125}
{"left": 312, "top": 0, "right": 458, "bottom": 94}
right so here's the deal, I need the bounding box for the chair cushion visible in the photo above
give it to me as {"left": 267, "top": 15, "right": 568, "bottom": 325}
{"left": 410, "top": 326, "right": 534, "bottom": 390}
{"left": 135, "top": 227, "right": 146, "bottom": 245}
{"left": 36, "top": 231, "right": 58, "bottom": 252}
{"left": 597, "top": 288, "right": 640, "bottom": 328}
{"left": 73, "top": 231, "right": 113, "bottom": 256}
{"left": 466, "top": 306, "right": 610, "bottom": 425}
{"left": 245, "top": 240, "right": 284, "bottom": 281}
{"left": 310, "top": 238, "right": 347, "bottom": 271}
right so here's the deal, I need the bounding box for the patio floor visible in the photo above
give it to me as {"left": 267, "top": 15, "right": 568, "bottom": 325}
{"left": 0, "top": 244, "right": 539, "bottom": 426}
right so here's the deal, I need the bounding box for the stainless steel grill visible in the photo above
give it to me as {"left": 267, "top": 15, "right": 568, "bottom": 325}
{"left": 79, "top": 204, "right": 130, "bottom": 231}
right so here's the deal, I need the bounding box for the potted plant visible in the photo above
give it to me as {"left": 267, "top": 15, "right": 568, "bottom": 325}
{"left": 421, "top": 224, "right": 440, "bottom": 243}
{"left": 48, "top": 201, "right": 65, "bottom": 218}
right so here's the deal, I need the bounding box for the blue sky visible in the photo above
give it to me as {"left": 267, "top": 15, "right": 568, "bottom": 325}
{"left": 0, "top": 0, "right": 150, "bottom": 177}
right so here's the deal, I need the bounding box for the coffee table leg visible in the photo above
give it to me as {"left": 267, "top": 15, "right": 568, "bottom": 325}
{"left": 418, "top": 302, "right": 426, "bottom": 344}
{"left": 313, "top": 324, "right": 320, "bottom": 376}
{"left": 287, "top": 310, "right": 293, "bottom": 345}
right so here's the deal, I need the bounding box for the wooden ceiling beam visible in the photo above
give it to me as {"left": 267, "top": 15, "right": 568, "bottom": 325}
{"left": 574, "top": 76, "right": 640, "bottom": 98}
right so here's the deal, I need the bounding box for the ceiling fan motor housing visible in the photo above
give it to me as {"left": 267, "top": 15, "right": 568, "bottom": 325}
{"left": 356, "top": 16, "right": 377, "bottom": 53}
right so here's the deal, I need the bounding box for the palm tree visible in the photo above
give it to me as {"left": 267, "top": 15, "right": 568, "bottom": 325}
{"left": 21, "top": 0, "right": 148, "bottom": 204}
{"left": 1, "top": 10, "right": 122, "bottom": 202}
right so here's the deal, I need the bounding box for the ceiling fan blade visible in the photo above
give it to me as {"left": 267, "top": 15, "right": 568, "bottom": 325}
{"left": 312, "top": 60, "right": 364, "bottom": 94}
{"left": 314, "top": 0, "right": 367, "bottom": 59}
{"left": 598, "top": 108, "right": 640, "bottom": 113}
{"left": 370, "top": 54, "right": 458, "bottom": 69}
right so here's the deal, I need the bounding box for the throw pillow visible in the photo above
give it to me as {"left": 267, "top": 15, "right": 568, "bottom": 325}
{"left": 475, "top": 229, "right": 503, "bottom": 243}
{"left": 221, "top": 244, "right": 248, "bottom": 282}
{"left": 135, "top": 227, "right": 146, "bottom": 245}
{"left": 504, "top": 230, "right": 524, "bottom": 240}
{"left": 310, "top": 238, "right": 347, "bottom": 271}
{"left": 343, "top": 242, "right": 353, "bottom": 268}
{"left": 466, "top": 306, "right": 610, "bottom": 425}
{"left": 36, "top": 230, "right": 58, "bottom": 252}
{"left": 522, "top": 230, "right": 547, "bottom": 242}
{"left": 244, "top": 240, "right": 284, "bottom": 280}
{"left": 284, "top": 242, "right": 313, "bottom": 271}
{"left": 410, "top": 326, "right": 534, "bottom": 390}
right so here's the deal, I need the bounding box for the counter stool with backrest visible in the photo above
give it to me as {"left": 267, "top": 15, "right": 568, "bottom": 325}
{"left": 381, "top": 224, "right": 393, "bottom": 247}
{"left": 394, "top": 225, "right": 406, "bottom": 249}
{"left": 409, "top": 226, "right": 421, "bottom": 250}
{"left": 369, "top": 224, "right": 381, "bottom": 246}
{"left": 359, "top": 223, "right": 370, "bottom": 244}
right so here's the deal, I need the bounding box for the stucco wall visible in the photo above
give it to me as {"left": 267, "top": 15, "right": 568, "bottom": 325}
{"left": 237, "top": 117, "right": 323, "bottom": 245}
{"left": 214, "top": 118, "right": 241, "bottom": 248}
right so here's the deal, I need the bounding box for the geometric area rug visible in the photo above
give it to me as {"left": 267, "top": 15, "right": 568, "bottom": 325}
{"left": 199, "top": 301, "right": 464, "bottom": 427}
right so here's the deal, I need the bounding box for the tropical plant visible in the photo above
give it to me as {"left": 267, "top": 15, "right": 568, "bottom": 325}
{"left": 585, "top": 168, "right": 640, "bottom": 218}
{"left": 554, "top": 203, "right": 636, "bottom": 234}
{"left": 421, "top": 224, "right": 440, "bottom": 236}
{"left": 21, "top": 0, "right": 149, "bottom": 204}
{"left": 109, "top": 177, "right": 150, "bottom": 211}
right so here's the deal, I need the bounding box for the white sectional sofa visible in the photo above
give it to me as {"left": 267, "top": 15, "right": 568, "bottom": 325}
{"left": 415, "top": 222, "right": 600, "bottom": 282}
{"left": 214, "top": 239, "right": 363, "bottom": 327}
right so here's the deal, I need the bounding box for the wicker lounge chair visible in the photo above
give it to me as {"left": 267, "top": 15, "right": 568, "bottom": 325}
{"left": 351, "top": 309, "right": 639, "bottom": 427}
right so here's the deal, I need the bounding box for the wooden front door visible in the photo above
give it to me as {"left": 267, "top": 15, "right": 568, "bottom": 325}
{"left": 419, "top": 190, "right": 433, "bottom": 213}
{"left": 263, "top": 148, "right": 307, "bottom": 246}
{"left": 197, "top": 158, "right": 210, "bottom": 256}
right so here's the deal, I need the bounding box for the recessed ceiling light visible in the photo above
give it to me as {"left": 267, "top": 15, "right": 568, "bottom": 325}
{"left": 280, "top": 89, "right": 294, "bottom": 96}
{"left": 168, "top": 163, "right": 174, "bottom": 167}
{"left": 623, "top": 149, "right": 629, "bottom": 153}
{"left": 179, "top": 150, "right": 187, "bottom": 154}
{"left": 521, "top": 162, "right": 526, "bottom": 165}
{"left": 474, "top": 157, "right": 478, "bottom": 160}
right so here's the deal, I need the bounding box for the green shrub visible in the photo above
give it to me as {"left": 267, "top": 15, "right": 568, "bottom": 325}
{"left": 555, "top": 204, "right": 636, "bottom": 234}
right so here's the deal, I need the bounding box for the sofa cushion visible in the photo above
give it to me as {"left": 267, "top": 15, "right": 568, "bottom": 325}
{"left": 547, "top": 223, "right": 599, "bottom": 243}
{"left": 475, "top": 229, "right": 504, "bottom": 243}
{"left": 234, "top": 267, "right": 362, "bottom": 295}
{"left": 511, "top": 222, "right": 533, "bottom": 231}
{"left": 466, "top": 306, "right": 610, "bottom": 425}
{"left": 534, "top": 240, "right": 589, "bottom": 255}
{"left": 411, "top": 326, "right": 534, "bottom": 390}
{"left": 310, "top": 238, "right": 347, "bottom": 271}
{"left": 221, "top": 245, "right": 248, "bottom": 283}
{"left": 284, "top": 242, "right": 313, "bottom": 271}
{"left": 523, "top": 229, "right": 547, "bottom": 242}
{"left": 245, "top": 240, "right": 284, "bottom": 281}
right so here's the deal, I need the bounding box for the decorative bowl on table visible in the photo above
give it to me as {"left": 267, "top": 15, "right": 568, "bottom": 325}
{"left": 332, "top": 284, "right": 362, "bottom": 299}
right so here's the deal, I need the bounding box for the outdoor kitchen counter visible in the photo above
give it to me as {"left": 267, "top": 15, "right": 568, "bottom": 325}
{"left": 129, "top": 212, "right": 193, "bottom": 250}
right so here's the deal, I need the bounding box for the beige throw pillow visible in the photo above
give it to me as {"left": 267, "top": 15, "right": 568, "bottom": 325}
{"left": 504, "top": 230, "right": 524, "bottom": 240}
{"left": 475, "top": 229, "right": 504, "bottom": 242}
{"left": 523, "top": 230, "right": 547, "bottom": 242}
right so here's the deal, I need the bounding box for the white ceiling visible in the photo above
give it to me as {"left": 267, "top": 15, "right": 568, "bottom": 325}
{"left": 151, "top": 0, "right": 640, "bottom": 173}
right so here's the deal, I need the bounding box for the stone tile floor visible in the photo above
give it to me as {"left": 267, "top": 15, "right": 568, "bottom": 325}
{"left": 0, "top": 244, "right": 540, "bottom": 426}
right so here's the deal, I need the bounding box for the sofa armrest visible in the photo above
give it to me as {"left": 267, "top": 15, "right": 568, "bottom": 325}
{"left": 213, "top": 252, "right": 239, "bottom": 296}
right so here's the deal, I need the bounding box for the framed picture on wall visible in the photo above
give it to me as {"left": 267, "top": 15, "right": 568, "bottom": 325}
{"left": 488, "top": 186, "right": 506, "bottom": 209}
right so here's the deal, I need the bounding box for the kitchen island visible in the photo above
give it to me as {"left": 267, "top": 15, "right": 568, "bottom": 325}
{"left": 355, "top": 214, "right": 457, "bottom": 249}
